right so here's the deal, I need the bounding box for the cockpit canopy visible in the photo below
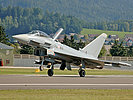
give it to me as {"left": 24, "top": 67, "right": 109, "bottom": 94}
{"left": 28, "top": 30, "right": 50, "bottom": 38}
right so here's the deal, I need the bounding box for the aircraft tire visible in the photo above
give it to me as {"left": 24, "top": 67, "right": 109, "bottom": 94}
{"left": 39, "top": 65, "right": 43, "bottom": 71}
{"left": 60, "top": 66, "right": 65, "bottom": 70}
{"left": 79, "top": 70, "right": 85, "bottom": 77}
{"left": 48, "top": 69, "right": 54, "bottom": 76}
{"left": 60, "top": 61, "right": 66, "bottom": 70}
{"left": 47, "top": 65, "right": 51, "bottom": 68}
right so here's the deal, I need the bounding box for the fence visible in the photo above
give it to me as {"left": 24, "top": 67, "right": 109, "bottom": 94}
{"left": 14, "top": 54, "right": 39, "bottom": 59}
{"left": 13, "top": 54, "right": 133, "bottom": 69}
{"left": 13, "top": 54, "right": 40, "bottom": 67}
{"left": 14, "top": 54, "right": 133, "bottom": 61}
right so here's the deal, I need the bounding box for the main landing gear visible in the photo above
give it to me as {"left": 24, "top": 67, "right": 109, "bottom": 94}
{"left": 78, "top": 60, "right": 86, "bottom": 77}
{"left": 47, "top": 64, "right": 54, "bottom": 77}
{"left": 79, "top": 69, "right": 85, "bottom": 77}
{"left": 39, "top": 59, "right": 86, "bottom": 77}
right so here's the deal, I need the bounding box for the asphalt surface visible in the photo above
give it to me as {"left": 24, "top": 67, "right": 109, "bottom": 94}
{"left": 0, "top": 75, "right": 133, "bottom": 90}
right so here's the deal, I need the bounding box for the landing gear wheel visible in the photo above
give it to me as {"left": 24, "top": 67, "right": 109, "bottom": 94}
{"left": 39, "top": 65, "right": 44, "bottom": 71}
{"left": 79, "top": 70, "right": 85, "bottom": 77}
{"left": 60, "top": 61, "right": 66, "bottom": 70}
{"left": 60, "top": 65, "right": 65, "bottom": 70}
{"left": 48, "top": 69, "right": 54, "bottom": 77}
{"left": 47, "top": 65, "right": 51, "bottom": 68}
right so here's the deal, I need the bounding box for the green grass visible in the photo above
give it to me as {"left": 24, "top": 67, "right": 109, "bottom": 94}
{"left": 0, "top": 68, "right": 133, "bottom": 75}
{"left": 81, "top": 28, "right": 133, "bottom": 38}
{"left": 0, "top": 89, "right": 133, "bottom": 100}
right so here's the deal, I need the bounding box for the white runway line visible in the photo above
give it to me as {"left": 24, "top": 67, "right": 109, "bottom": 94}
{"left": 0, "top": 84, "right": 133, "bottom": 86}
{"left": 25, "top": 75, "right": 133, "bottom": 77}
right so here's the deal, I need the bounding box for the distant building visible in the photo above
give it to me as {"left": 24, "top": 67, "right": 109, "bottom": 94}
{"left": 105, "top": 35, "right": 119, "bottom": 45}
{"left": 69, "top": 33, "right": 76, "bottom": 36}
{"left": 78, "top": 34, "right": 84, "bottom": 39}
{"left": 88, "top": 34, "right": 99, "bottom": 38}
{"left": 88, "top": 34, "right": 99, "bottom": 42}
{"left": 0, "top": 43, "right": 14, "bottom": 66}
{"left": 125, "top": 34, "right": 133, "bottom": 41}
{"left": 125, "top": 34, "right": 133, "bottom": 39}
{"left": 58, "top": 34, "right": 65, "bottom": 42}
{"left": 126, "top": 39, "right": 133, "bottom": 46}
{"left": 124, "top": 34, "right": 133, "bottom": 46}
{"left": 108, "top": 35, "right": 119, "bottom": 40}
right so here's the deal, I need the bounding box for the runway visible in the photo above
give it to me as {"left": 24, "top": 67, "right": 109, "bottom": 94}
{"left": 0, "top": 75, "right": 133, "bottom": 90}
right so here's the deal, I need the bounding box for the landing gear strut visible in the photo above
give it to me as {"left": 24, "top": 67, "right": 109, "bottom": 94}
{"left": 39, "top": 60, "right": 44, "bottom": 71}
{"left": 39, "top": 65, "right": 44, "bottom": 71}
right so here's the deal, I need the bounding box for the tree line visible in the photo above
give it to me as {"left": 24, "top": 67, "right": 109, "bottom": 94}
{"left": 62, "top": 35, "right": 85, "bottom": 50}
{"left": 110, "top": 40, "right": 133, "bottom": 57}
{"left": 86, "top": 20, "right": 133, "bottom": 32}
{"left": 1, "top": 0, "right": 133, "bottom": 22}
{"left": 0, "top": 6, "right": 83, "bottom": 37}
{"left": 1, "top": 5, "right": 133, "bottom": 38}
{"left": 0, "top": 26, "right": 9, "bottom": 44}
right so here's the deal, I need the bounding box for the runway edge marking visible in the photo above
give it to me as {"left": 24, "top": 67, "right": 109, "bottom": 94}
{"left": 0, "top": 84, "right": 133, "bottom": 86}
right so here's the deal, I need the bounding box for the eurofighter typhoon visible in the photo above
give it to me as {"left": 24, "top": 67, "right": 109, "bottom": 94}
{"left": 13, "top": 28, "right": 131, "bottom": 77}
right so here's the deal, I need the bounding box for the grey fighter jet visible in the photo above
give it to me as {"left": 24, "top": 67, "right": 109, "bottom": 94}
{"left": 12, "top": 28, "right": 131, "bottom": 77}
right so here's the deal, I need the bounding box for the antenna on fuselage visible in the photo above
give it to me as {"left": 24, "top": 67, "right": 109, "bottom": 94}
{"left": 53, "top": 28, "right": 63, "bottom": 41}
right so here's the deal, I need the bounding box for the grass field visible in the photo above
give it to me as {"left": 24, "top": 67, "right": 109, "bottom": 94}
{"left": 0, "top": 89, "right": 133, "bottom": 100}
{"left": 0, "top": 68, "right": 133, "bottom": 75}
{"left": 81, "top": 28, "right": 133, "bottom": 38}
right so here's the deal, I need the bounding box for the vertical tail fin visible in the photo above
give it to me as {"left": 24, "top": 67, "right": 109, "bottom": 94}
{"left": 53, "top": 28, "right": 63, "bottom": 41}
{"left": 81, "top": 33, "right": 107, "bottom": 58}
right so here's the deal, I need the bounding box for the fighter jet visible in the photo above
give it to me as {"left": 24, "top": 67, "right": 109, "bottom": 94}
{"left": 12, "top": 28, "right": 131, "bottom": 77}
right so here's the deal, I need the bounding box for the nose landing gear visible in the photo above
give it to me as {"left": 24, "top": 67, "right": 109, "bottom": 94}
{"left": 39, "top": 65, "right": 44, "bottom": 71}
{"left": 39, "top": 60, "right": 44, "bottom": 71}
{"left": 48, "top": 69, "right": 54, "bottom": 76}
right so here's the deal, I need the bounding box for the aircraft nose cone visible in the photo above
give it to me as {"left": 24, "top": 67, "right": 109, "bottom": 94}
{"left": 12, "top": 34, "right": 29, "bottom": 43}
{"left": 12, "top": 35, "right": 19, "bottom": 39}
